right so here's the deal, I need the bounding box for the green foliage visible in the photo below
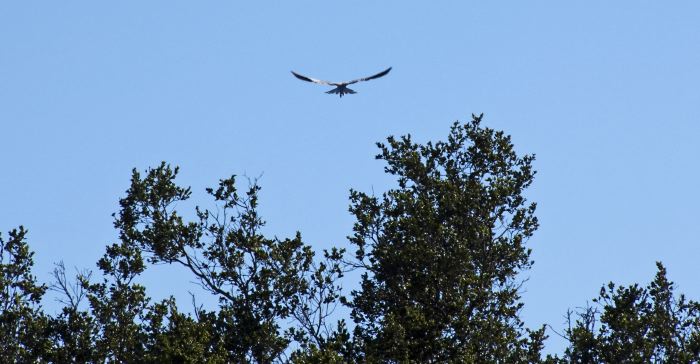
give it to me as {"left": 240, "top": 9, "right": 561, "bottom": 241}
{"left": 143, "top": 297, "right": 227, "bottom": 363}
{"left": 45, "top": 308, "right": 98, "bottom": 362}
{"left": 3, "top": 116, "right": 699, "bottom": 363}
{"left": 288, "top": 320, "right": 352, "bottom": 363}
{"left": 112, "top": 163, "right": 345, "bottom": 362}
{"left": 346, "top": 114, "right": 544, "bottom": 362}
{"left": 0, "top": 227, "right": 50, "bottom": 363}
{"left": 84, "top": 238, "right": 151, "bottom": 362}
{"left": 561, "top": 262, "right": 700, "bottom": 363}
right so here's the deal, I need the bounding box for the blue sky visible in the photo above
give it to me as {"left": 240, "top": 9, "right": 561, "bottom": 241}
{"left": 1, "top": 2, "right": 699, "bottom": 353}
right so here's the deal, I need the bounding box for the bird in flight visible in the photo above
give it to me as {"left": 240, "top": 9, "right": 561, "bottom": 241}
{"left": 291, "top": 67, "right": 392, "bottom": 97}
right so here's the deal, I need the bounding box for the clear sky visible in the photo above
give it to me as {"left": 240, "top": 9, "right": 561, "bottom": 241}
{"left": 1, "top": 1, "right": 699, "bottom": 354}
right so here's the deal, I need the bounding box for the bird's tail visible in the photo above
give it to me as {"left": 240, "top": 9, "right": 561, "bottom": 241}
{"left": 326, "top": 87, "right": 356, "bottom": 97}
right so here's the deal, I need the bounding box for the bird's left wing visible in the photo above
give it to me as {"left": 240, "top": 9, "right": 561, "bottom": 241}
{"left": 347, "top": 67, "right": 392, "bottom": 84}
{"left": 291, "top": 71, "right": 334, "bottom": 85}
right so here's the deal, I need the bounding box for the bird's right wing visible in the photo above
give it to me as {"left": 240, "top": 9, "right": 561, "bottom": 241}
{"left": 291, "top": 71, "right": 334, "bottom": 85}
{"left": 347, "top": 67, "right": 392, "bottom": 84}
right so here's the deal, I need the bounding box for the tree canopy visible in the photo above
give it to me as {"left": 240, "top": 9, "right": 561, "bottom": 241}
{"left": 345, "top": 115, "right": 543, "bottom": 362}
{"left": 2, "top": 114, "right": 698, "bottom": 363}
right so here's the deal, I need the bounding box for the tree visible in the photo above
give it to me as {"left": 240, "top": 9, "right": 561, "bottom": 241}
{"left": 561, "top": 262, "right": 700, "bottom": 363}
{"left": 143, "top": 297, "right": 228, "bottom": 363}
{"left": 0, "top": 227, "right": 50, "bottom": 363}
{"left": 45, "top": 262, "right": 97, "bottom": 362}
{"left": 345, "top": 114, "right": 546, "bottom": 362}
{"left": 84, "top": 236, "right": 151, "bottom": 362}
{"left": 113, "top": 163, "right": 345, "bottom": 363}
{"left": 9, "top": 114, "right": 700, "bottom": 363}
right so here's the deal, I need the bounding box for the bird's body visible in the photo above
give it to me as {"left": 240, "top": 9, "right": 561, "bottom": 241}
{"left": 324, "top": 84, "right": 356, "bottom": 97}
{"left": 291, "top": 67, "right": 391, "bottom": 97}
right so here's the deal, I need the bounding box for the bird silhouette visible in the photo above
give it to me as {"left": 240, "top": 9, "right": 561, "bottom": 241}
{"left": 291, "top": 67, "right": 392, "bottom": 97}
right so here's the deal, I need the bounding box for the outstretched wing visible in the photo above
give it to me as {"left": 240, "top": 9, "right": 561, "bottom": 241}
{"left": 291, "top": 71, "right": 334, "bottom": 86}
{"left": 347, "top": 67, "right": 392, "bottom": 85}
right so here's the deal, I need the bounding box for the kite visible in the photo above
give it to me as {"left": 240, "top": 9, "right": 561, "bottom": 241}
{"left": 291, "top": 67, "right": 392, "bottom": 97}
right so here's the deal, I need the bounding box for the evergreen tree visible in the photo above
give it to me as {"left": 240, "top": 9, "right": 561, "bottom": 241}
{"left": 346, "top": 114, "right": 546, "bottom": 362}
{"left": 6, "top": 117, "right": 700, "bottom": 363}
{"left": 0, "top": 227, "right": 50, "bottom": 363}
{"left": 561, "top": 262, "right": 700, "bottom": 363}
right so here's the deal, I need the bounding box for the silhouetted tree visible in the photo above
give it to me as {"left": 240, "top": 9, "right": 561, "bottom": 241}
{"left": 6, "top": 115, "right": 699, "bottom": 363}
{"left": 44, "top": 262, "right": 97, "bottom": 362}
{"left": 560, "top": 262, "right": 700, "bottom": 363}
{"left": 0, "top": 227, "right": 50, "bottom": 362}
{"left": 113, "top": 164, "right": 344, "bottom": 363}
{"left": 345, "top": 114, "right": 546, "bottom": 362}
{"left": 84, "top": 236, "right": 151, "bottom": 361}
